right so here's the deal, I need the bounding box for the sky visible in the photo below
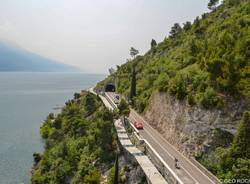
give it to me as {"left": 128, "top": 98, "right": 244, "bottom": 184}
{"left": 0, "top": 0, "right": 209, "bottom": 74}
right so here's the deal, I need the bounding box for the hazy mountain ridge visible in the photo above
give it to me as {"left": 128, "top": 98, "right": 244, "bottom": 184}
{"left": 0, "top": 41, "right": 79, "bottom": 72}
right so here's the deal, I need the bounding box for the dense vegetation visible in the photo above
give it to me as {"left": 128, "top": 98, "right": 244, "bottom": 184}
{"left": 31, "top": 92, "right": 118, "bottom": 183}
{"left": 97, "top": 0, "right": 250, "bottom": 112}
{"left": 216, "top": 111, "right": 250, "bottom": 179}
{"left": 196, "top": 112, "right": 250, "bottom": 180}
{"left": 95, "top": 0, "right": 250, "bottom": 180}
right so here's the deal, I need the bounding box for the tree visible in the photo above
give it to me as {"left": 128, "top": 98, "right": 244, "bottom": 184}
{"left": 116, "top": 65, "right": 120, "bottom": 70}
{"left": 31, "top": 92, "right": 117, "bottom": 184}
{"left": 193, "top": 16, "right": 200, "bottom": 28}
{"left": 183, "top": 21, "right": 192, "bottom": 31}
{"left": 60, "top": 141, "right": 68, "bottom": 159}
{"left": 231, "top": 111, "right": 250, "bottom": 158}
{"left": 47, "top": 113, "right": 55, "bottom": 120}
{"left": 208, "top": 0, "right": 219, "bottom": 10}
{"left": 109, "top": 67, "right": 116, "bottom": 75}
{"left": 206, "top": 58, "right": 224, "bottom": 81}
{"left": 113, "top": 153, "right": 119, "bottom": 184}
{"left": 130, "top": 47, "right": 139, "bottom": 58}
{"left": 74, "top": 92, "right": 81, "bottom": 100}
{"left": 216, "top": 111, "right": 250, "bottom": 178}
{"left": 190, "top": 39, "right": 198, "bottom": 55}
{"left": 169, "top": 23, "right": 182, "bottom": 38}
{"left": 155, "top": 73, "right": 169, "bottom": 92}
{"left": 118, "top": 99, "right": 130, "bottom": 123}
{"left": 201, "top": 13, "right": 209, "bottom": 19}
{"left": 84, "top": 93, "right": 96, "bottom": 115}
{"left": 33, "top": 152, "right": 42, "bottom": 166}
{"left": 232, "top": 158, "right": 250, "bottom": 179}
{"left": 151, "top": 39, "right": 157, "bottom": 49}
{"left": 200, "top": 87, "right": 223, "bottom": 108}
{"left": 84, "top": 170, "right": 101, "bottom": 184}
{"left": 226, "top": 59, "right": 240, "bottom": 94}
{"left": 130, "top": 66, "right": 136, "bottom": 104}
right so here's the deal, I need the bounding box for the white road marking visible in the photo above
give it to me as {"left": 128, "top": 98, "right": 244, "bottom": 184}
{"left": 131, "top": 110, "right": 217, "bottom": 184}
{"left": 130, "top": 114, "right": 198, "bottom": 184}
{"left": 93, "top": 90, "right": 217, "bottom": 184}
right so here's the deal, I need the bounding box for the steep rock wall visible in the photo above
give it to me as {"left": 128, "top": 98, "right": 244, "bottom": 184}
{"left": 144, "top": 92, "right": 249, "bottom": 157}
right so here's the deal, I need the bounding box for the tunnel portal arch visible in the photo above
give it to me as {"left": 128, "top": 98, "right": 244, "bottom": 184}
{"left": 105, "top": 83, "right": 115, "bottom": 92}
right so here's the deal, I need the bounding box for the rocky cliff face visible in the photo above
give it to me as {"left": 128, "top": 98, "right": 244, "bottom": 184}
{"left": 144, "top": 92, "right": 250, "bottom": 157}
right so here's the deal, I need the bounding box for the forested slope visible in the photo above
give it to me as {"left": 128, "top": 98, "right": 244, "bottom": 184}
{"left": 31, "top": 92, "right": 117, "bottom": 183}
{"left": 96, "top": 0, "right": 250, "bottom": 180}
{"left": 98, "top": 0, "right": 250, "bottom": 112}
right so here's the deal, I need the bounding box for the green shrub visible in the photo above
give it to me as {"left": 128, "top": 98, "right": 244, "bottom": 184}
{"left": 169, "top": 73, "right": 188, "bottom": 100}
{"left": 136, "top": 99, "right": 146, "bottom": 113}
{"left": 84, "top": 169, "right": 101, "bottom": 184}
{"left": 31, "top": 93, "right": 117, "bottom": 183}
{"left": 200, "top": 87, "right": 224, "bottom": 108}
{"left": 154, "top": 73, "right": 169, "bottom": 92}
{"left": 215, "top": 112, "right": 250, "bottom": 179}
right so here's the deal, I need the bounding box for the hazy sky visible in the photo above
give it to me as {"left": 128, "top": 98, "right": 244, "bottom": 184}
{"left": 0, "top": 0, "right": 209, "bottom": 74}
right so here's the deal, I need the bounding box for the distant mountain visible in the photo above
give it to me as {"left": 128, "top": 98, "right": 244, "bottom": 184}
{"left": 0, "top": 41, "right": 80, "bottom": 72}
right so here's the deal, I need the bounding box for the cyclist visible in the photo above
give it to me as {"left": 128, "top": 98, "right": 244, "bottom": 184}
{"left": 174, "top": 158, "right": 180, "bottom": 169}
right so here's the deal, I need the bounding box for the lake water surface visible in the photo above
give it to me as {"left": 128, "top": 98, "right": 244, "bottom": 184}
{"left": 0, "top": 72, "right": 105, "bottom": 184}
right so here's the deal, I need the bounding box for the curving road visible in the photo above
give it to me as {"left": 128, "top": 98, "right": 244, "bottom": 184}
{"left": 129, "top": 109, "right": 217, "bottom": 184}
{"left": 105, "top": 92, "right": 219, "bottom": 184}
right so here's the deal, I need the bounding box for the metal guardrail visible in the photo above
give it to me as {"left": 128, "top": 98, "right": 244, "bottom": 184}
{"left": 103, "top": 92, "right": 183, "bottom": 184}
{"left": 104, "top": 92, "right": 117, "bottom": 109}
{"left": 102, "top": 91, "right": 219, "bottom": 184}
{"left": 124, "top": 118, "right": 183, "bottom": 184}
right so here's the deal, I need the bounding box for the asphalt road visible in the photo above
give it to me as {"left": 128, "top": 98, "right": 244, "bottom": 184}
{"left": 129, "top": 109, "right": 216, "bottom": 184}
{"left": 105, "top": 91, "right": 217, "bottom": 184}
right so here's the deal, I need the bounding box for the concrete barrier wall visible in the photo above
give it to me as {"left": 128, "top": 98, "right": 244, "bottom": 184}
{"left": 116, "top": 121, "right": 167, "bottom": 184}
{"left": 124, "top": 118, "right": 183, "bottom": 184}
{"left": 118, "top": 141, "right": 149, "bottom": 184}
{"left": 96, "top": 91, "right": 219, "bottom": 184}
{"left": 144, "top": 140, "right": 181, "bottom": 184}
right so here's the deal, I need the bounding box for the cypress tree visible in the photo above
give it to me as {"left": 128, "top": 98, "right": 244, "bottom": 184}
{"left": 113, "top": 153, "right": 119, "bottom": 184}
{"left": 130, "top": 66, "right": 136, "bottom": 103}
{"left": 151, "top": 39, "right": 157, "bottom": 49}
{"left": 231, "top": 111, "right": 250, "bottom": 158}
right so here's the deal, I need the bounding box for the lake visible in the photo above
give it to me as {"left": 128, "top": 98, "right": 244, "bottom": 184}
{"left": 0, "top": 72, "right": 105, "bottom": 184}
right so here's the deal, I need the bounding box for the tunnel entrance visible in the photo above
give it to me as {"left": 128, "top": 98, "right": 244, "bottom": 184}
{"left": 105, "top": 83, "right": 115, "bottom": 92}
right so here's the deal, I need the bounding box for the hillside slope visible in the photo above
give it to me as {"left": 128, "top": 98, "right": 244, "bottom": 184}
{"left": 31, "top": 92, "right": 145, "bottom": 183}
{"left": 0, "top": 41, "right": 79, "bottom": 72}
{"left": 96, "top": 0, "right": 250, "bottom": 180}
{"left": 98, "top": 0, "right": 250, "bottom": 109}
{"left": 31, "top": 92, "right": 116, "bottom": 183}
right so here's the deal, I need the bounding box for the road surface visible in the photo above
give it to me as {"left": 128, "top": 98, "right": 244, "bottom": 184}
{"left": 106, "top": 92, "right": 218, "bottom": 184}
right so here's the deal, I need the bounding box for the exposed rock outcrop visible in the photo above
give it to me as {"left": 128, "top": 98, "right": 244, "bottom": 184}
{"left": 144, "top": 92, "right": 250, "bottom": 157}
